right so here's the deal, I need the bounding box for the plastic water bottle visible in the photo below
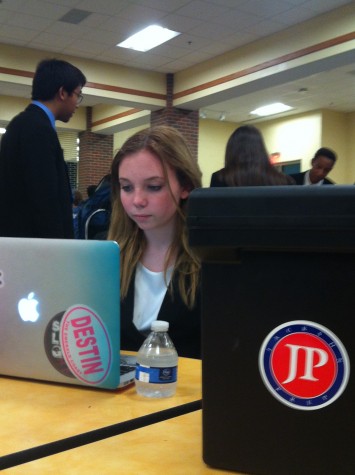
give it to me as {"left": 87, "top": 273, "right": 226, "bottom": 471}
{"left": 135, "top": 320, "right": 178, "bottom": 398}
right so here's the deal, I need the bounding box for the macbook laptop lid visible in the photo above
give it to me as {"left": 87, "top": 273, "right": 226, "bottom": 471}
{"left": 0, "top": 238, "right": 135, "bottom": 390}
{"left": 188, "top": 186, "right": 355, "bottom": 475}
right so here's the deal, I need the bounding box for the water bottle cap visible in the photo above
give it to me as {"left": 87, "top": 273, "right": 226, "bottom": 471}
{"left": 151, "top": 320, "right": 169, "bottom": 332}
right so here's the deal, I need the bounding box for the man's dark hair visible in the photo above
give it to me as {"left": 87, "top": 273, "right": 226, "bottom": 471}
{"left": 32, "top": 58, "right": 86, "bottom": 101}
{"left": 87, "top": 184, "right": 97, "bottom": 198}
{"left": 313, "top": 147, "right": 337, "bottom": 163}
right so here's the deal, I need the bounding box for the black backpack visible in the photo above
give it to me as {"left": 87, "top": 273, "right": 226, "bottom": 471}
{"left": 75, "top": 175, "right": 111, "bottom": 239}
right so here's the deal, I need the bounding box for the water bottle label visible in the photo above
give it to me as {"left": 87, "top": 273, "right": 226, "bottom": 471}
{"left": 135, "top": 364, "right": 177, "bottom": 384}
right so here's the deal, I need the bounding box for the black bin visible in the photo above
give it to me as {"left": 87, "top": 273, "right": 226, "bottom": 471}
{"left": 187, "top": 186, "right": 355, "bottom": 475}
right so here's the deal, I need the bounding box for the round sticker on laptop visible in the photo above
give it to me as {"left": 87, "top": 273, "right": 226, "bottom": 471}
{"left": 60, "top": 305, "right": 113, "bottom": 385}
{"left": 44, "top": 311, "right": 74, "bottom": 378}
{"left": 259, "top": 320, "right": 350, "bottom": 410}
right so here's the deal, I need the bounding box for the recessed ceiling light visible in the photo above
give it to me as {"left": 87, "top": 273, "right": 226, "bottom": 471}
{"left": 117, "top": 25, "right": 180, "bottom": 52}
{"left": 251, "top": 102, "right": 292, "bottom": 117}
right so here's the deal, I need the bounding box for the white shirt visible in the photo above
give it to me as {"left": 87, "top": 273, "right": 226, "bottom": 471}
{"left": 133, "top": 263, "right": 173, "bottom": 333}
{"left": 304, "top": 170, "right": 323, "bottom": 185}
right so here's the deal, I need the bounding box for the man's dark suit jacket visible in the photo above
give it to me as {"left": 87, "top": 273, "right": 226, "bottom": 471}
{"left": 289, "top": 171, "right": 335, "bottom": 185}
{"left": 0, "top": 104, "right": 74, "bottom": 238}
{"left": 121, "top": 272, "right": 201, "bottom": 359}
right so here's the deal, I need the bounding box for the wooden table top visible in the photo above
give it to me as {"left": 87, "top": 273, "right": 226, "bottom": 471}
{"left": 0, "top": 356, "right": 202, "bottom": 459}
{"left": 3, "top": 411, "right": 241, "bottom": 475}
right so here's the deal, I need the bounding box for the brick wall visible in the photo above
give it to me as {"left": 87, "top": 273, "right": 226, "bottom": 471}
{"left": 77, "top": 76, "right": 199, "bottom": 195}
{"left": 151, "top": 73, "right": 199, "bottom": 161}
{"left": 78, "top": 107, "right": 113, "bottom": 197}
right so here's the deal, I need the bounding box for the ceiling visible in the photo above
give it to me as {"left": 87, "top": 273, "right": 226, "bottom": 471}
{"left": 1, "top": 0, "right": 355, "bottom": 124}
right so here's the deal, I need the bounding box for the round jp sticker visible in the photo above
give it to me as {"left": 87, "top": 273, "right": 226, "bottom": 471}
{"left": 259, "top": 320, "right": 350, "bottom": 410}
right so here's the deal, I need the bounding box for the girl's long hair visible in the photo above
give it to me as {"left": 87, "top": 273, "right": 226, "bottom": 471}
{"left": 108, "top": 125, "right": 202, "bottom": 309}
{"left": 220, "top": 125, "right": 294, "bottom": 186}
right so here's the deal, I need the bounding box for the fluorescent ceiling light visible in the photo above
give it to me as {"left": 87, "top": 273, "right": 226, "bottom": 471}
{"left": 0, "top": 127, "right": 6, "bottom": 134}
{"left": 117, "top": 25, "right": 180, "bottom": 52}
{"left": 251, "top": 102, "right": 292, "bottom": 117}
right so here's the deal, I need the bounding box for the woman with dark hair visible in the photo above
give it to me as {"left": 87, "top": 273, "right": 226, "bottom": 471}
{"left": 210, "top": 125, "right": 294, "bottom": 187}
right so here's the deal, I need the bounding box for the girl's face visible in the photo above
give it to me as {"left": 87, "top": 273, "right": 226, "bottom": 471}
{"left": 118, "top": 149, "right": 189, "bottom": 233}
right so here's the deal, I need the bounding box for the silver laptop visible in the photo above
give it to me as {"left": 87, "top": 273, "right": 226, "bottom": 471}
{"left": 0, "top": 237, "right": 135, "bottom": 389}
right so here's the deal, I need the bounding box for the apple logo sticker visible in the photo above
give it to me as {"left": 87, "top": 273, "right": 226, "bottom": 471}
{"left": 18, "top": 292, "right": 40, "bottom": 322}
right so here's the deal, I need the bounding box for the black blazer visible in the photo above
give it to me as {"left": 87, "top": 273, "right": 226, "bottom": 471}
{"left": 289, "top": 171, "right": 335, "bottom": 185}
{"left": 210, "top": 169, "right": 227, "bottom": 187}
{"left": 120, "top": 271, "right": 201, "bottom": 359}
{"left": 210, "top": 168, "right": 296, "bottom": 186}
{"left": 0, "top": 104, "right": 74, "bottom": 238}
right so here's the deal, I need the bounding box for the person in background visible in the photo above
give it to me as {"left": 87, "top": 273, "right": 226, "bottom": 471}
{"left": 289, "top": 147, "right": 337, "bottom": 185}
{"left": 72, "top": 189, "right": 83, "bottom": 238}
{"left": 108, "top": 125, "right": 202, "bottom": 359}
{"left": 86, "top": 184, "right": 97, "bottom": 198}
{"left": 72, "top": 190, "right": 83, "bottom": 209}
{"left": 210, "top": 125, "right": 295, "bottom": 187}
{"left": 75, "top": 174, "right": 112, "bottom": 240}
{"left": 0, "top": 58, "right": 86, "bottom": 238}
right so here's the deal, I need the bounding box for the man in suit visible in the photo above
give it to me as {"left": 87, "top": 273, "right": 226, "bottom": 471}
{"left": 290, "top": 147, "right": 337, "bottom": 185}
{"left": 0, "top": 59, "right": 86, "bottom": 238}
